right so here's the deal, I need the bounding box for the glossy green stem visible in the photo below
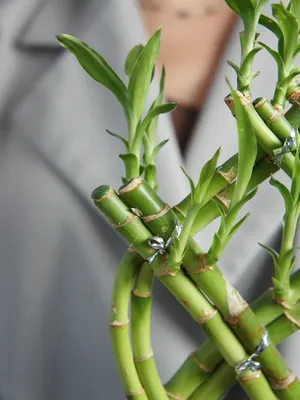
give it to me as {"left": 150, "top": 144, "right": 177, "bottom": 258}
{"left": 131, "top": 263, "right": 168, "bottom": 399}
{"left": 109, "top": 250, "right": 148, "bottom": 399}
{"left": 285, "top": 104, "right": 300, "bottom": 129}
{"left": 165, "top": 268, "right": 300, "bottom": 398}
{"left": 94, "top": 186, "right": 276, "bottom": 399}
{"left": 118, "top": 179, "right": 299, "bottom": 399}
{"left": 189, "top": 311, "right": 300, "bottom": 400}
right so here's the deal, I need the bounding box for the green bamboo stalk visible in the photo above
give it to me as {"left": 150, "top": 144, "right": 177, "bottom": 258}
{"left": 131, "top": 263, "right": 168, "bottom": 399}
{"left": 285, "top": 104, "right": 300, "bottom": 129}
{"left": 236, "top": 92, "right": 295, "bottom": 177}
{"left": 109, "top": 250, "right": 148, "bottom": 399}
{"left": 165, "top": 268, "right": 300, "bottom": 398}
{"left": 253, "top": 98, "right": 295, "bottom": 142}
{"left": 93, "top": 186, "right": 277, "bottom": 399}
{"left": 189, "top": 310, "right": 300, "bottom": 400}
{"left": 118, "top": 179, "right": 300, "bottom": 398}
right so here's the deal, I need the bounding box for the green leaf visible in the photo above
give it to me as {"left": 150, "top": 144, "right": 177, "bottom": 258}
{"left": 133, "top": 102, "right": 177, "bottom": 153}
{"left": 259, "top": 14, "right": 283, "bottom": 38}
{"left": 128, "top": 28, "right": 162, "bottom": 121}
{"left": 228, "top": 213, "right": 250, "bottom": 241}
{"left": 106, "top": 129, "right": 129, "bottom": 150}
{"left": 280, "top": 249, "right": 295, "bottom": 269}
{"left": 225, "top": 0, "right": 255, "bottom": 18}
{"left": 208, "top": 233, "right": 223, "bottom": 259}
{"left": 258, "top": 242, "right": 280, "bottom": 264}
{"left": 278, "top": 69, "right": 300, "bottom": 92}
{"left": 258, "top": 41, "right": 286, "bottom": 80}
{"left": 240, "top": 47, "right": 262, "bottom": 75}
{"left": 146, "top": 66, "right": 166, "bottom": 150}
{"left": 291, "top": 131, "right": 300, "bottom": 203}
{"left": 226, "top": 187, "right": 258, "bottom": 227}
{"left": 119, "top": 153, "right": 140, "bottom": 178}
{"left": 152, "top": 139, "right": 169, "bottom": 159}
{"left": 125, "top": 44, "right": 144, "bottom": 77}
{"left": 229, "top": 86, "right": 257, "bottom": 206}
{"left": 288, "top": 0, "right": 300, "bottom": 26}
{"left": 272, "top": 4, "right": 299, "bottom": 66}
{"left": 227, "top": 60, "right": 240, "bottom": 75}
{"left": 181, "top": 167, "right": 195, "bottom": 205}
{"left": 270, "top": 175, "right": 293, "bottom": 214}
{"left": 194, "top": 148, "right": 221, "bottom": 205}
{"left": 56, "top": 34, "right": 133, "bottom": 121}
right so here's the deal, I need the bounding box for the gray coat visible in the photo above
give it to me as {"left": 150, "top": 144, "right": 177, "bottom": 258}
{"left": 0, "top": 1, "right": 299, "bottom": 399}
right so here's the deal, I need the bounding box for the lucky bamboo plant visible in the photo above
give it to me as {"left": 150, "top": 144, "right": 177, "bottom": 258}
{"left": 56, "top": 0, "right": 300, "bottom": 398}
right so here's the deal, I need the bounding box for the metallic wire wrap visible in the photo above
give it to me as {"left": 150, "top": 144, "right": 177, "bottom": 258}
{"left": 147, "top": 221, "right": 183, "bottom": 264}
{"left": 273, "top": 128, "right": 297, "bottom": 167}
{"left": 235, "top": 328, "right": 270, "bottom": 375}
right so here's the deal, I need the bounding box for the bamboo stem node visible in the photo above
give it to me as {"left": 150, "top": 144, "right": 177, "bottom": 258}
{"left": 268, "top": 106, "right": 284, "bottom": 124}
{"left": 131, "top": 288, "right": 153, "bottom": 298}
{"left": 165, "top": 390, "right": 186, "bottom": 400}
{"left": 225, "top": 303, "right": 249, "bottom": 326}
{"left": 198, "top": 309, "right": 218, "bottom": 325}
{"left": 216, "top": 167, "right": 237, "bottom": 184}
{"left": 284, "top": 311, "right": 300, "bottom": 329}
{"left": 109, "top": 319, "right": 130, "bottom": 328}
{"left": 271, "top": 288, "right": 292, "bottom": 309}
{"left": 112, "top": 215, "right": 138, "bottom": 229}
{"left": 190, "top": 351, "right": 215, "bottom": 372}
{"left": 142, "top": 204, "right": 171, "bottom": 223}
{"left": 187, "top": 253, "right": 214, "bottom": 275}
{"left": 124, "top": 387, "right": 146, "bottom": 397}
{"left": 269, "top": 372, "right": 296, "bottom": 391}
{"left": 134, "top": 351, "right": 154, "bottom": 362}
{"left": 238, "top": 370, "right": 261, "bottom": 382}
{"left": 119, "top": 177, "right": 143, "bottom": 194}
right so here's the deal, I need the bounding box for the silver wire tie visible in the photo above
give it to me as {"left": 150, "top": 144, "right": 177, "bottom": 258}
{"left": 147, "top": 221, "right": 183, "bottom": 264}
{"left": 235, "top": 328, "right": 270, "bottom": 376}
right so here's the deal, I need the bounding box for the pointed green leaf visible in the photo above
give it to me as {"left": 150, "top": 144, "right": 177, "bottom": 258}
{"left": 259, "top": 14, "right": 283, "bottom": 38}
{"left": 280, "top": 249, "right": 295, "bottom": 270}
{"left": 152, "top": 139, "right": 169, "bottom": 159}
{"left": 146, "top": 66, "right": 167, "bottom": 150}
{"left": 240, "top": 47, "right": 262, "bottom": 75}
{"left": 258, "top": 242, "right": 280, "bottom": 264}
{"left": 56, "top": 34, "right": 133, "bottom": 121}
{"left": 272, "top": 4, "right": 298, "bottom": 65}
{"left": 133, "top": 102, "right": 176, "bottom": 152}
{"left": 228, "top": 213, "right": 251, "bottom": 241}
{"left": 288, "top": 0, "right": 300, "bottom": 26}
{"left": 213, "top": 198, "right": 227, "bottom": 218}
{"left": 270, "top": 175, "right": 293, "bottom": 214}
{"left": 225, "top": 0, "right": 255, "bottom": 18}
{"left": 229, "top": 86, "right": 257, "bottom": 206}
{"left": 258, "top": 41, "right": 285, "bottom": 80}
{"left": 195, "top": 148, "right": 221, "bottom": 205}
{"left": 181, "top": 167, "right": 195, "bottom": 205}
{"left": 227, "top": 60, "right": 240, "bottom": 75}
{"left": 278, "top": 69, "right": 300, "bottom": 92}
{"left": 289, "top": 255, "right": 297, "bottom": 272}
{"left": 125, "top": 44, "right": 144, "bottom": 77}
{"left": 226, "top": 187, "right": 258, "bottom": 227}
{"left": 106, "top": 129, "right": 129, "bottom": 150}
{"left": 128, "top": 28, "right": 162, "bottom": 121}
